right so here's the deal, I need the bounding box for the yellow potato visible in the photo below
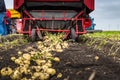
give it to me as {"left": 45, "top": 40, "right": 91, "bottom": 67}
{"left": 46, "top": 68, "right": 56, "bottom": 75}
{"left": 23, "top": 53, "right": 31, "bottom": 60}
{"left": 95, "top": 56, "right": 99, "bottom": 60}
{"left": 10, "top": 70, "right": 22, "bottom": 79}
{"left": 11, "top": 57, "right": 16, "bottom": 61}
{"left": 18, "top": 51, "right": 22, "bottom": 55}
{"left": 15, "top": 59, "right": 23, "bottom": 65}
{"left": 57, "top": 73, "right": 62, "bottom": 78}
{"left": 1, "top": 67, "right": 13, "bottom": 76}
{"left": 54, "top": 57, "right": 60, "bottom": 62}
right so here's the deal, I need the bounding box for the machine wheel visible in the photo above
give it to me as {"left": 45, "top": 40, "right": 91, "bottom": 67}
{"left": 37, "top": 30, "right": 43, "bottom": 40}
{"left": 70, "top": 27, "right": 78, "bottom": 41}
{"left": 31, "top": 29, "right": 36, "bottom": 42}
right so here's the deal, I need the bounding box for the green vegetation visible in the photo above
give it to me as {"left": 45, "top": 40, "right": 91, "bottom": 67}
{"left": 0, "top": 34, "right": 29, "bottom": 51}
{"left": 86, "top": 31, "right": 120, "bottom": 41}
{"left": 83, "top": 31, "right": 120, "bottom": 56}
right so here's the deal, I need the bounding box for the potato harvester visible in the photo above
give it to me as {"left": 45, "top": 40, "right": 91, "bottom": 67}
{"left": 14, "top": 0, "right": 94, "bottom": 41}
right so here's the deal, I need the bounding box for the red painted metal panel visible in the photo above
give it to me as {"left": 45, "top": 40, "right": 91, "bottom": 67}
{"left": 84, "top": 0, "right": 94, "bottom": 10}
{"left": 14, "top": 0, "right": 24, "bottom": 9}
{"left": 26, "top": 0, "right": 80, "bottom": 2}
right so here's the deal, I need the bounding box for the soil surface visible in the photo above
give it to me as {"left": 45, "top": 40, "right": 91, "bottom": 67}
{"left": 0, "top": 41, "right": 120, "bottom": 80}
{"left": 51, "top": 42, "right": 120, "bottom": 80}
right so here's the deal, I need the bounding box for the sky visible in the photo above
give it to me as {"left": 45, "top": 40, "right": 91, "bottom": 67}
{"left": 91, "top": 0, "right": 120, "bottom": 30}
{"left": 4, "top": 0, "right": 120, "bottom": 30}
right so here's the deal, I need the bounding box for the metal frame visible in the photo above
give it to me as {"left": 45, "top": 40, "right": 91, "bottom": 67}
{"left": 14, "top": 0, "right": 94, "bottom": 40}
{"left": 20, "top": 10, "right": 88, "bottom": 39}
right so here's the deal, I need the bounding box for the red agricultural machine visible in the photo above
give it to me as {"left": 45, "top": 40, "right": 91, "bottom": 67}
{"left": 14, "top": 0, "right": 94, "bottom": 41}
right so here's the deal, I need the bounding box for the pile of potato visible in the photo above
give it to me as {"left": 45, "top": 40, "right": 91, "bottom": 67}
{"left": 0, "top": 33, "right": 69, "bottom": 80}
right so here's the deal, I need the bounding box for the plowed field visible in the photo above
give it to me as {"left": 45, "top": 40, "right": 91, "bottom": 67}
{"left": 0, "top": 32, "right": 120, "bottom": 80}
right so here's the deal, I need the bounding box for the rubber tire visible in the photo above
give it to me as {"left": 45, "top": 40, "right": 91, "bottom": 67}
{"left": 37, "top": 30, "right": 43, "bottom": 41}
{"left": 31, "top": 29, "right": 36, "bottom": 42}
{"left": 70, "top": 28, "right": 78, "bottom": 41}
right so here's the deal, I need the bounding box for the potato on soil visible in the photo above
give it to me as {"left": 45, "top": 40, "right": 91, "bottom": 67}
{"left": 18, "top": 51, "right": 22, "bottom": 55}
{"left": 95, "top": 56, "right": 99, "bottom": 60}
{"left": 1, "top": 67, "right": 13, "bottom": 76}
{"left": 54, "top": 57, "right": 60, "bottom": 62}
{"left": 15, "top": 59, "right": 23, "bottom": 65}
{"left": 46, "top": 68, "right": 56, "bottom": 75}
{"left": 11, "top": 57, "right": 16, "bottom": 61}
{"left": 10, "top": 70, "right": 22, "bottom": 79}
{"left": 35, "top": 59, "right": 46, "bottom": 66}
{"left": 57, "top": 73, "right": 62, "bottom": 78}
{"left": 23, "top": 53, "right": 31, "bottom": 60}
